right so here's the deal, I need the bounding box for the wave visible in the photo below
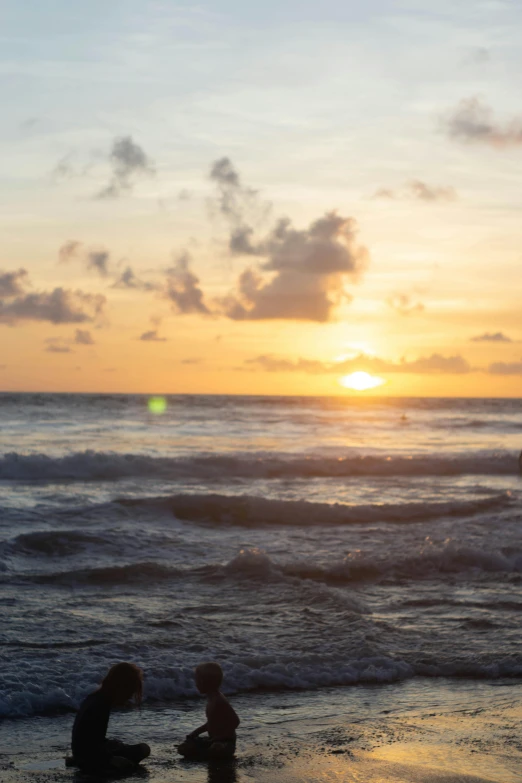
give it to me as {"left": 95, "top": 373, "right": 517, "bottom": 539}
{"left": 226, "top": 543, "right": 522, "bottom": 585}
{"left": 399, "top": 598, "right": 522, "bottom": 611}
{"left": 7, "top": 538, "right": 522, "bottom": 589}
{"left": 2, "top": 652, "right": 522, "bottom": 719}
{"left": 6, "top": 530, "right": 109, "bottom": 557}
{"left": 122, "top": 490, "right": 513, "bottom": 527}
{"left": 0, "top": 639, "right": 105, "bottom": 649}
{"left": 0, "top": 449, "right": 519, "bottom": 481}
{"left": 20, "top": 562, "right": 182, "bottom": 586}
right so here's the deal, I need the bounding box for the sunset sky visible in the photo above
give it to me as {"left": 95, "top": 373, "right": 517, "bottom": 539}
{"left": 2, "top": 0, "right": 522, "bottom": 396}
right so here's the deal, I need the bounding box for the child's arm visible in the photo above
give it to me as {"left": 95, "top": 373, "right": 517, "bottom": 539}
{"left": 187, "top": 722, "right": 208, "bottom": 738}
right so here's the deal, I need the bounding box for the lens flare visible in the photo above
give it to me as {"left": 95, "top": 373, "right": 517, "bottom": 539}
{"left": 339, "top": 371, "right": 385, "bottom": 391}
{"left": 148, "top": 396, "right": 167, "bottom": 414}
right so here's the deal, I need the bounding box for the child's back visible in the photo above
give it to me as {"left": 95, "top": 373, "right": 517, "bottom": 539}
{"left": 72, "top": 689, "right": 111, "bottom": 760}
{"left": 178, "top": 662, "right": 239, "bottom": 761}
{"left": 71, "top": 662, "right": 150, "bottom": 772}
{"left": 206, "top": 689, "right": 239, "bottom": 741}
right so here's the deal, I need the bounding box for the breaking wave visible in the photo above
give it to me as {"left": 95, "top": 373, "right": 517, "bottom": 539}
{"left": 0, "top": 449, "right": 518, "bottom": 481}
{"left": 7, "top": 540, "right": 521, "bottom": 589}
{"left": 122, "top": 490, "right": 513, "bottom": 527}
{"left": 2, "top": 651, "right": 522, "bottom": 719}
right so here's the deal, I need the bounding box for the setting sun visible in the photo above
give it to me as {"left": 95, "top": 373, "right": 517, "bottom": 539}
{"left": 339, "top": 371, "right": 386, "bottom": 391}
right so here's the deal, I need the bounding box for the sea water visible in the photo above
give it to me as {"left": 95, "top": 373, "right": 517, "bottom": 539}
{"left": 1, "top": 393, "right": 521, "bottom": 722}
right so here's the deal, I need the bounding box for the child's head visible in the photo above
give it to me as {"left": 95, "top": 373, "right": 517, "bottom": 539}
{"left": 100, "top": 662, "right": 143, "bottom": 706}
{"left": 194, "top": 662, "right": 223, "bottom": 694}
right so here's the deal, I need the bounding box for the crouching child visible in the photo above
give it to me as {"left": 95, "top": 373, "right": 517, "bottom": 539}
{"left": 178, "top": 662, "right": 239, "bottom": 761}
{"left": 70, "top": 662, "right": 150, "bottom": 772}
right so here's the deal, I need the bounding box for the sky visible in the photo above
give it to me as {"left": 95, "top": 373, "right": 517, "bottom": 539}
{"left": 2, "top": 0, "right": 522, "bottom": 396}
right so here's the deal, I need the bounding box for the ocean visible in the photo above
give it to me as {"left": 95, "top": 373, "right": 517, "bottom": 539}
{"left": 1, "top": 393, "right": 522, "bottom": 780}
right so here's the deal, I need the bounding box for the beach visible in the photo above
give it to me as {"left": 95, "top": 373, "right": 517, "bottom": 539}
{"left": 1, "top": 393, "right": 521, "bottom": 781}
{"left": 3, "top": 680, "right": 521, "bottom": 782}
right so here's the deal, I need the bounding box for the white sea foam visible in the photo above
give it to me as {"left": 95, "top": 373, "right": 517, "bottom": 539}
{"left": 2, "top": 652, "right": 522, "bottom": 719}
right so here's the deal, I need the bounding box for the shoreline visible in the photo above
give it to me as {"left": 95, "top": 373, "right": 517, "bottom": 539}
{"left": 3, "top": 678, "right": 521, "bottom": 783}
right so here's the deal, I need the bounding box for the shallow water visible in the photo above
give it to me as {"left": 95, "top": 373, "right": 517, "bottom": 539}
{"left": 1, "top": 393, "right": 522, "bottom": 721}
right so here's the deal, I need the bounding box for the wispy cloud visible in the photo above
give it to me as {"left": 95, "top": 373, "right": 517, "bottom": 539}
{"left": 210, "top": 156, "right": 257, "bottom": 222}
{"left": 488, "top": 360, "right": 522, "bottom": 375}
{"left": 74, "top": 329, "right": 95, "bottom": 345}
{"left": 246, "top": 352, "right": 472, "bottom": 375}
{"left": 471, "top": 332, "right": 512, "bottom": 343}
{"left": 52, "top": 154, "right": 75, "bottom": 181}
{"left": 59, "top": 241, "right": 111, "bottom": 277}
{"left": 96, "top": 136, "right": 154, "bottom": 199}
{"left": 373, "top": 180, "right": 457, "bottom": 202}
{"left": 139, "top": 330, "right": 167, "bottom": 342}
{"left": 164, "top": 253, "right": 210, "bottom": 315}
{"left": 112, "top": 266, "right": 158, "bottom": 291}
{"left": 45, "top": 340, "right": 72, "bottom": 354}
{"left": 209, "top": 156, "right": 270, "bottom": 255}
{"left": 387, "top": 293, "right": 425, "bottom": 316}
{"left": 445, "top": 97, "right": 522, "bottom": 147}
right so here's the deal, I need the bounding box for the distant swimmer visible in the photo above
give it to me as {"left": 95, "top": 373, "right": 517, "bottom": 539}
{"left": 400, "top": 414, "right": 408, "bottom": 422}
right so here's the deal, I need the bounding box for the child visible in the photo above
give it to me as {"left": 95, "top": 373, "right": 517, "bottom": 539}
{"left": 178, "top": 662, "right": 239, "bottom": 761}
{"left": 71, "top": 662, "right": 151, "bottom": 772}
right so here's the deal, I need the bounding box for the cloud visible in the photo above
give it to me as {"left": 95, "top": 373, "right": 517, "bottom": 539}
{"left": 372, "top": 188, "right": 395, "bottom": 200}
{"left": 86, "top": 249, "right": 110, "bottom": 277}
{"left": 0, "top": 288, "right": 105, "bottom": 325}
{"left": 210, "top": 157, "right": 252, "bottom": 221}
{"left": 164, "top": 253, "right": 210, "bottom": 315}
{"left": 58, "top": 240, "right": 82, "bottom": 264}
{"left": 59, "top": 241, "right": 111, "bottom": 277}
{"left": 398, "top": 354, "right": 470, "bottom": 374}
{"left": 246, "top": 352, "right": 472, "bottom": 375}
{"left": 387, "top": 293, "right": 425, "bottom": 316}
{"left": 245, "top": 355, "right": 327, "bottom": 374}
{"left": 45, "top": 343, "right": 71, "bottom": 354}
{"left": 407, "top": 180, "right": 457, "bottom": 202}
{"left": 45, "top": 337, "right": 72, "bottom": 353}
{"left": 222, "top": 211, "right": 369, "bottom": 322}
{"left": 139, "top": 330, "right": 167, "bottom": 342}
{"left": 470, "top": 47, "right": 490, "bottom": 64}
{"left": 209, "top": 157, "right": 270, "bottom": 254}
{"left": 488, "top": 360, "right": 522, "bottom": 375}
{"left": 52, "top": 155, "right": 75, "bottom": 181}
{"left": 97, "top": 136, "right": 154, "bottom": 199}
{"left": 112, "top": 266, "right": 157, "bottom": 291}
{"left": 373, "top": 181, "right": 457, "bottom": 202}
{"left": 445, "top": 97, "right": 522, "bottom": 147}
{"left": 471, "top": 332, "right": 512, "bottom": 343}
{"left": 0, "top": 269, "right": 29, "bottom": 298}
{"left": 208, "top": 158, "right": 369, "bottom": 322}
{"left": 74, "top": 329, "right": 95, "bottom": 345}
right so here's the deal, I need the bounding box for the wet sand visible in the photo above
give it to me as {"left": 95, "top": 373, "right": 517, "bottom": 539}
{"left": 3, "top": 679, "right": 521, "bottom": 783}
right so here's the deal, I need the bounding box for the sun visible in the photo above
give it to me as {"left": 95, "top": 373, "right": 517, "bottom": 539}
{"left": 339, "top": 371, "right": 386, "bottom": 391}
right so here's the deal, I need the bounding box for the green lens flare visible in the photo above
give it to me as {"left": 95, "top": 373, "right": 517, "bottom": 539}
{"left": 148, "top": 396, "right": 167, "bottom": 415}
